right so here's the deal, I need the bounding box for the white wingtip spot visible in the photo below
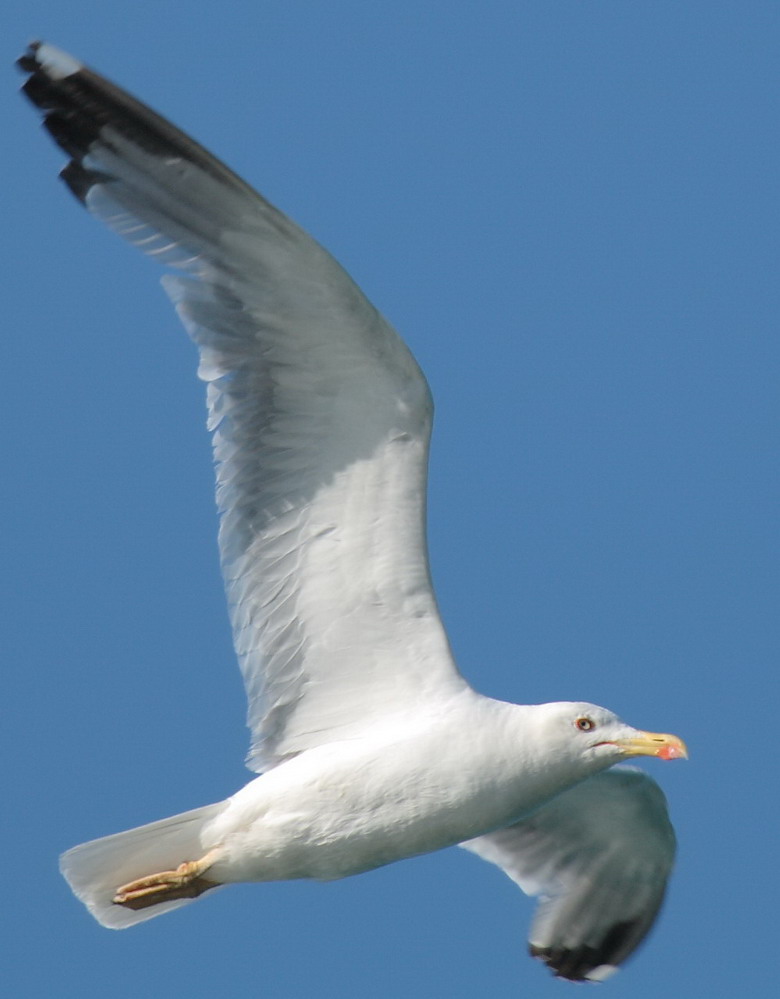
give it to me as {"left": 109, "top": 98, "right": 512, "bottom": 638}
{"left": 585, "top": 964, "right": 618, "bottom": 983}
{"left": 33, "top": 43, "right": 83, "bottom": 80}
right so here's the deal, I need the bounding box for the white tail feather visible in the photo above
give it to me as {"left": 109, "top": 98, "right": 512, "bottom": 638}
{"left": 60, "top": 801, "right": 227, "bottom": 929}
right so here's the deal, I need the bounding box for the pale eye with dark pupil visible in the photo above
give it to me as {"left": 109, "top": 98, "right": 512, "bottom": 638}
{"left": 576, "top": 717, "right": 595, "bottom": 731}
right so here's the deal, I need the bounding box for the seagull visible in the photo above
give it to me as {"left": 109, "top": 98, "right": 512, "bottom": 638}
{"left": 18, "top": 42, "right": 687, "bottom": 984}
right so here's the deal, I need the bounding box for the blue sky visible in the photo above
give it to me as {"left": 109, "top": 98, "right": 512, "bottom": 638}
{"left": 3, "top": 2, "right": 777, "bottom": 996}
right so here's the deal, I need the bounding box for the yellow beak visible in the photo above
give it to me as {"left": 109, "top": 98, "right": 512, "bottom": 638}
{"left": 612, "top": 731, "right": 688, "bottom": 760}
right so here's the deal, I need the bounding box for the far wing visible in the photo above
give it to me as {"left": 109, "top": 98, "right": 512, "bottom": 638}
{"left": 461, "top": 768, "right": 677, "bottom": 982}
{"left": 20, "top": 43, "right": 468, "bottom": 772}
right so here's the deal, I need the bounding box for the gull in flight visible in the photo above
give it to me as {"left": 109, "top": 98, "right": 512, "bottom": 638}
{"left": 19, "top": 42, "right": 687, "bottom": 984}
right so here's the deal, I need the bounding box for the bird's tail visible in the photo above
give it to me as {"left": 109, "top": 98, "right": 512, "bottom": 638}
{"left": 60, "top": 801, "right": 227, "bottom": 929}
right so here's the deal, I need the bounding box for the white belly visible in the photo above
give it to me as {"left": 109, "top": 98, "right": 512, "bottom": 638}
{"left": 200, "top": 705, "right": 570, "bottom": 885}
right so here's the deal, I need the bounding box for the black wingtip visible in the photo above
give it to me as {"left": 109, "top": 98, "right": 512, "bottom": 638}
{"left": 530, "top": 918, "right": 643, "bottom": 982}
{"left": 17, "top": 40, "right": 43, "bottom": 74}
{"left": 17, "top": 42, "right": 108, "bottom": 205}
{"left": 17, "top": 41, "right": 84, "bottom": 84}
{"left": 529, "top": 943, "right": 606, "bottom": 982}
{"left": 17, "top": 40, "right": 257, "bottom": 205}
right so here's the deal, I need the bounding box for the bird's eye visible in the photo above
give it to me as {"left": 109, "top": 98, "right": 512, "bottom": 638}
{"left": 575, "top": 717, "right": 595, "bottom": 732}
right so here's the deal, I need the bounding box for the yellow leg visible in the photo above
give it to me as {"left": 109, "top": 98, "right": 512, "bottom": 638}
{"left": 113, "top": 849, "right": 221, "bottom": 910}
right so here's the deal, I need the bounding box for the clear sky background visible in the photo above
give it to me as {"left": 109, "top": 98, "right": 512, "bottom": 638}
{"left": 3, "top": 2, "right": 777, "bottom": 997}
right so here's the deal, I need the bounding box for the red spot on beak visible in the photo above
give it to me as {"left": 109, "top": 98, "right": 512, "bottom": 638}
{"left": 657, "top": 743, "right": 686, "bottom": 760}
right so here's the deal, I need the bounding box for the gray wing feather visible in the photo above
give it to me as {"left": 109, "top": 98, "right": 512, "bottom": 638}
{"left": 461, "top": 768, "right": 676, "bottom": 982}
{"left": 20, "top": 43, "right": 466, "bottom": 772}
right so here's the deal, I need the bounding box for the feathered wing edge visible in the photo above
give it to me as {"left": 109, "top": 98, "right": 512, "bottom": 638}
{"left": 18, "top": 42, "right": 464, "bottom": 774}
{"left": 461, "top": 768, "right": 677, "bottom": 982}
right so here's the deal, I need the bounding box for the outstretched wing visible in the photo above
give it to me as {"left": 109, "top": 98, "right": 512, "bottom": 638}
{"left": 461, "top": 768, "right": 676, "bottom": 982}
{"left": 19, "top": 43, "right": 467, "bottom": 772}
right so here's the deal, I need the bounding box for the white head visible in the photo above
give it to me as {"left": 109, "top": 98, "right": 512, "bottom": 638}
{"left": 526, "top": 701, "right": 687, "bottom": 780}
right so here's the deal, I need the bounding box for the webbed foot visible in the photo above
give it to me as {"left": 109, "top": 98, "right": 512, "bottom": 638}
{"left": 113, "top": 850, "right": 220, "bottom": 910}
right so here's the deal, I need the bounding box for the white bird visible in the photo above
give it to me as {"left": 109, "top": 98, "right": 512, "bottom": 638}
{"left": 19, "top": 42, "right": 687, "bottom": 983}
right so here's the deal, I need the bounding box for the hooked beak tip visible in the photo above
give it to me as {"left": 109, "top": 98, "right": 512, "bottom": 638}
{"left": 615, "top": 731, "right": 688, "bottom": 761}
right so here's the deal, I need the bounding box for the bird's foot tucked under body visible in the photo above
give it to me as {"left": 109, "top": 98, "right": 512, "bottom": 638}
{"left": 112, "top": 850, "right": 221, "bottom": 910}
